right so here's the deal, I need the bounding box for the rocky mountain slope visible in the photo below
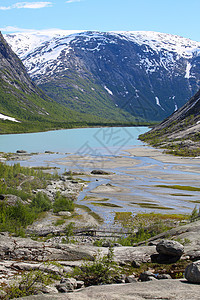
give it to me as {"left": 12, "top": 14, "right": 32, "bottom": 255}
{"left": 0, "top": 32, "right": 136, "bottom": 134}
{"left": 5, "top": 30, "right": 200, "bottom": 121}
{"left": 140, "top": 89, "right": 200, "bottom": 156}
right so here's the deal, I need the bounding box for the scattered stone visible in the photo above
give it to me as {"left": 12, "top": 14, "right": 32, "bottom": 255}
{"left": 113, "top": 243, "right": 121, "bottom": 247}
{"left": 185, "top": 260, "right": 200, "bottom": 283}
{"left": 55, "top": 284, "right": 70, "bottom": 293}
{"left": 125, "top": 275, "right": 137, "bottom": 283}
{"left": 186, "top": 250, "right": 200, "bottom": 261}
{"left": 0, "top": 194, "right": 5, "bottom": 200}
{"left": 57, "top": 211, "right": 71, "bottom": 217}
{"left": 157, "top": 274, "right": 172, "bottom": 280}
{"left": 156, "top": 240, "right": 184, "bottom": 257}
{"left": 60, "top": 278, "right": 77, "bottom": 289}
{"left": 1, "top": 194, "right": 26, "bottom": 206}
{"left": 114, "top": 274, "right": 126, "bottom": 284}
{"left": 56, "top": 278, "right": 78, "bottom": 293}
{"left": 76, "top": 281, "right": 85, "bottom": 289}
{"left": 91, "top": 170, "right": 111, "bottom": 175}
{"left": 45, "top": 151, "right": 54, "bottom": 154}
{"left": 102, "top": 241, "right": 113, "bottom": 247}
{"left": 16, "top": 150, "right": 27, "bottom": 154}
{"left": 131, "top": 260, "right": 141, "bottom": 268}
{"left": 139, "top": 271, "right": 156, "bottom": 282}
{"left": 40, "top": 286, "right": 59, "bottom": 294}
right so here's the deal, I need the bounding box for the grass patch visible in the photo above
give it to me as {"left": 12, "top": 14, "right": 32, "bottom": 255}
{"left": 83, "top": 196, "right": 109, "bottom": 202}
{"left": 189, "top": 200, "right": 200, "bottom": 203}
{"left": 170, "top": 193, "right": 194, "bottom": 197}
{"left": 131, "top": 202, "right": 173, "bottom": 210}
{"left": 53, "top": 192, "right": 75, "bottom": 213}
{"left": 75, "top": 204, "right": 104, "bottom": 223}
{"left": 114, "top": 211, "right": 188, "bottom": 229}
{"left": 91, "top": 202, "right": 122, "bottom": 208}
{"left": 54, "top": 219, "right": 66, "bottom": 226}
{"left": 31, "top": 166, "right": 60, "bottom": 170}
{"left": 71, "top": 249, "right": 121, "bottom": 287}
{"left": 156, "top": 185, "right": 200, "bottom": 191}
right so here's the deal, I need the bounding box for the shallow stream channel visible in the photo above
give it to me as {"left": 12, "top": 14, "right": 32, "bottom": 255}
{"left": 1, "top": 126, "right": 200, "bottom": 224}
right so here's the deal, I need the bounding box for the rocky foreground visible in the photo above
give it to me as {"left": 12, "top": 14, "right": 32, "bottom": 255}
{"left": 1, "top": 219, "right": 200, "bottom": 299}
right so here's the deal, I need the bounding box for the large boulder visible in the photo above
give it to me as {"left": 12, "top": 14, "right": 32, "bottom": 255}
{"left": 156, "top": 240, "right": 184, "bottom": 257}
{"left": 185, "top": 260, "right": 200, "bottom": 283}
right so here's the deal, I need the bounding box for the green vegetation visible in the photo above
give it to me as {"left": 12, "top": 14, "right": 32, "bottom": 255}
{"left": 2, "top": 267, "right": 57, "bottom": 299}
{"left": 139, "top": 114, "right": 200, "bottom": 157}
{"left": 75, "top": 204, "right": 104, "bottom": 223}
{"left": 54, "top": 218, "right": 66, "bottom": 226}
{"left": 190, "top": 205, "right": 200, "bottom": 221}
{"left": 53, "top": 192, "right": 75, "bottom": 213}
{"left": 0, "top": 162, "right": 59, "bottom": 235}
{"left": 0, "top": 69, "right": 152, "bottom": 134}
{"left": 112, "top": 211, "right": 188, "bottom": 246}
{"left": 30, "top": 192, "right": 52, "bottom": 213}
{"left": 114, "top": 212, "right": 187, "bottom": 228}
{"left": 71, "top": 248, "right": 120, "bottom": 286}
{"left": 130, "top": 202, "right": 173, "bottom": 210}
{"left": 91, "top": 202, "right": 122, "bottom": 208}
{"left": 156, "top": 185, "right": 200, "bottom": 191}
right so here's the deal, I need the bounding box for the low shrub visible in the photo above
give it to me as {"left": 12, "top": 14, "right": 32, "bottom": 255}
{"left": 3, "top": 270, "right": 53, "bottom": 299}
{"left": 72, "top": 248, "right": 120, "bottom": 286}
{"left": 30, "top": 192, "right": 52, "bottom": 213}
{"left": 53, "top": 192, "right": 75, "bottom": 213}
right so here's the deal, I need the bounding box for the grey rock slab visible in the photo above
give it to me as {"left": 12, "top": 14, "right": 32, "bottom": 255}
{"left": 185, "top": 260, "right": 200, "bottom": 283}
{"left": 0, "top": 234, "right": 106, "bottom": 261}
{"left": 113, "top": 245, "right": 157, "bottom": 263}
{"left": 156, "top": 239, "right": 184, "bottom": 257}
{"left": 18, "top": 279, "right": 200, "bottom": 300}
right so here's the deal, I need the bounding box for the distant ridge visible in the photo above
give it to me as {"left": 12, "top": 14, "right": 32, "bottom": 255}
{"left": 5, "top": 30, "right": 200, "bottom": 121}
{"left": 1, "top": 31, "right": 137, "bottom": 134}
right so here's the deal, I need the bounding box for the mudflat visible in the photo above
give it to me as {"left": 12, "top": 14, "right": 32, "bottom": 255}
{"left": 52, "top": 145, "right": 200, "bottom": 220}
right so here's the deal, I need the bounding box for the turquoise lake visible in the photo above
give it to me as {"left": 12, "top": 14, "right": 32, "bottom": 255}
{"left": 0, "top": 126, "right": 149, "bottom": 154}
{"left": 1, "top": 126, "right": 199, "bottom": 219}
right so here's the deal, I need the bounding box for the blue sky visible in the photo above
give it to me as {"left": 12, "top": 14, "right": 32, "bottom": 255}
{"left": 0, "top": 0, "right": 199, "bottom": 42}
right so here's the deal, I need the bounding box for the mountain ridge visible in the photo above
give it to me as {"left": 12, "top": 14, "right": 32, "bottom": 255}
{"left": 1, "top": 31, "right": 139, "bottom": 134}
{"left": 139, "top": 89, "right": 200, "bottom": 156}
{"left": 5, "top": 30, "right": 200, "bottom": 122}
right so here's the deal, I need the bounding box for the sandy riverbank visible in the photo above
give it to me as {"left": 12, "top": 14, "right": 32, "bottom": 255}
{"left": 126, "top": 145, "right": 200, "bottom": 165}
{"left": 50, "top": 145, "right": 200, "bottom": 220}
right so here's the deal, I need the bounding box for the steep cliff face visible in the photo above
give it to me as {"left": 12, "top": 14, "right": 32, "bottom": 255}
{"left": 6, "top": 30, "right": 200, "bottom": 121}
{"left": 140, "top": 89, "right": 200, "bottom": 156}
{"left": 1, "top": 32, "right": 135, "bottom": 133}
{"left": 0, "top": 31, "right": 56, "bottom": 122}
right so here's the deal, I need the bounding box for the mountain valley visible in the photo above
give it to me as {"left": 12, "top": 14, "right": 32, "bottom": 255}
{"left": 5, "top": 30, "right": 200, "bottom": 122}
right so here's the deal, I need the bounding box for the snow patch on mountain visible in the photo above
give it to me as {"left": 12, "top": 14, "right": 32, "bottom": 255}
{"left": 185, "top": 62, "right": 192, "bottom": 79}
{"left": 112, "top": 31, "right": 200, "bottom": 59}
{"left": 0, "top": 113, "right": 20, "bottom": 122}
{"left": 104, "top": 86, "right": 113, "bottom": 95}
{"left": 155, "top": 96, "right": 165, "bottom": 111}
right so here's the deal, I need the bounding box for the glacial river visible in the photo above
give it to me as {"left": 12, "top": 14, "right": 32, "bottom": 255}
{"left": 1, "top": 126, "right": 200, "bottom": 223}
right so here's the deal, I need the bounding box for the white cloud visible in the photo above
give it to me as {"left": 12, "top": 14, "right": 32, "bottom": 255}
{"left": 0, "top": 26, "right": 35, "bottom": 32}
{"left": 66, "top": 0, "right": 82, "bottom": 3}
{"left": 0, "top": 26, "right": 86, "bottom": 35}
{"left": 0, "top": 2, "right": 52, "bottom": 10}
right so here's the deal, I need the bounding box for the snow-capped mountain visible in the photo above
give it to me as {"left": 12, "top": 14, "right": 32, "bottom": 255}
{"left": 5, "top": 30, "right": 200, "bottom": 121}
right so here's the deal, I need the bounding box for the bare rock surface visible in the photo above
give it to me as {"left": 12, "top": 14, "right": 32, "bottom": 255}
{"left": 18, "top": 279, "right": 200, "bottom": 300}
{"left": 113, "top": 246, "right": 157, "bottom": 264}
{"left": 156, "top": 240, "right": 184, "bottom": 257}
{"left": 185, "top": 260, "right": 200, "bottom": 283}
